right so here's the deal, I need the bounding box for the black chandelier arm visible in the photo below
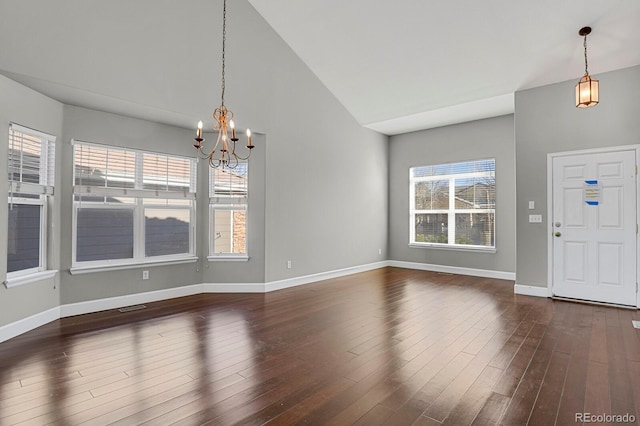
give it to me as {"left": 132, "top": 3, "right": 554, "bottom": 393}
{"left": 232, "top": 149, "right": 251, "bottom": 161}
{"left": 209, "top": 154, "right": 225, "bottom": 169}
{"left": 195, "top": 146, "right": 212, "bottom": 160}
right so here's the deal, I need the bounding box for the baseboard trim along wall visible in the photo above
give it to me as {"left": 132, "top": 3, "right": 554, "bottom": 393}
{"left": 2, "top": 260, "right": 524, "bottom": 343}
{"left": 60, "top": 283, "right": 206, "bottom": 318}
{"left": 514, "top": 283, "right": 550, "bottom": 298}
{"left": 264, "top": 261, "right": 389, "bottom": 293}
{"left": 0, "top": 306, "right": 61, "bottom": 344}
{"left": 388, "top": 260, "right": 516, "bottom": 281}
{"left": 201, "top": 283, "right": 265, "bottom": 293}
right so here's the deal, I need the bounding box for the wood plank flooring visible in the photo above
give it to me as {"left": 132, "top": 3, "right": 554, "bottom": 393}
{"left": 0, "top": 267, "right": 639, "bottom": 425}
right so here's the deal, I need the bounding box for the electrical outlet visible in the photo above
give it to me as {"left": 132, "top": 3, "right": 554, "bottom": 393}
{"left": 528, "top": 214, "right": 543, "bottom": 223}
{"left": 378, "top": 248, "right": 382, "bottom": 255}
{"left": 286, "top": 260, "right": 292, "bottom": 269}
{"left": 528, "top": 201, "right": 535, "bottom": 210}
{"left": 142, "top": 270, "right": 149, "bottom": 280}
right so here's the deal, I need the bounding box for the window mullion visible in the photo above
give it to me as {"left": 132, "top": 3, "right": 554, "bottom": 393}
{"left": 448, "top": 177, "right": 455, "bottom": 244}
{"left": 135, "top": 152, "right": 144, "bottom": 189}
{"left": 409, "top": 176, "right": 415, "bottom": 243}
{"left": 135, "top": 198, "right": 144, "bottom": 260}
{"left": 40, "top": 198, "right": 47, "bottom": 271}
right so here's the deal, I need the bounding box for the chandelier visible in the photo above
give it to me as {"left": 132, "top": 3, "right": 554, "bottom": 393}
{"left": 194, "top": 0, "right": 253, "bottom": 168}
{"left": 575, "top": 26, "right": 599, "bottom": 108}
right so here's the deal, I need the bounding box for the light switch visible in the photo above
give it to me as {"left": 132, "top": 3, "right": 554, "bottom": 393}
{"left": 529, "top": 214, "right": 543, "bottom": 223}
{"left": 528, "top": 201, "right": 535, "bottom": 210}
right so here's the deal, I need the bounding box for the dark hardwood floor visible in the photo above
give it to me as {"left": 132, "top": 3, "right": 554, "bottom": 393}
{"left": 1, "top": 267, "right": 639, "bottom": 425}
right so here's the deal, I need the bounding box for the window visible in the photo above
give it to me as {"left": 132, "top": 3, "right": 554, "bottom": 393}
{"left": 410, "top": 159, "right": 495, "bottom": 250}
{"left": 209, "top": 163, "right": 248, "bottom": 258}
{"left": 72, "top": 141, "right": 197, "bottom": 269}
{"left": 7, "top": 124, "right": 56, "bottom": 278}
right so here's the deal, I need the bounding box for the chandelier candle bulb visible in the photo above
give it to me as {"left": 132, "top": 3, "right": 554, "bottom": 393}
{"left": 247, "top": 128, "right": 253, "bottom": 148}
{"left": 230, "top": 119, "right": 237, "bottom": 140}
{"left": 194, "top": 120, "right": 204, "bottom": 148}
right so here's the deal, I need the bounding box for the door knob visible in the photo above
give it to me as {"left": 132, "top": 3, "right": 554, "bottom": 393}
{"left": 555, "top": 222, "right": 562, "bottom": 227}
{"left": 554, "top": 231, "right": 561, "bottom": 237}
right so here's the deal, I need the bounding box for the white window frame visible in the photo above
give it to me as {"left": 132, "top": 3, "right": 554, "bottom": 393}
{"left": 5, "top": 123, "right": 57, "bottom": 287}
{"left": 208, "top": 163, "right": 249, "bottom": 260}
{"left": 71, "top": 140, "right": 197, "bottom": 273}
{"left": 409, "top": 159, "right": 496, "bottom": 252}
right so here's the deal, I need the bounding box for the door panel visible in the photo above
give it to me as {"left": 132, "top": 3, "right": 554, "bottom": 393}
{"left": 552, "top": 150, "right": 636, "bottom": 306}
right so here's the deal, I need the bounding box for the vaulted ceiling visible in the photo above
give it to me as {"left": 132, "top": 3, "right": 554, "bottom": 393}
{"left": 1, "top": 0, "right": 639, "bottom": 135}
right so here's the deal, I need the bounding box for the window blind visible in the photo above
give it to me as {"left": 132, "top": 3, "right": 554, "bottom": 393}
{"left": 73, "top": 140, "right": 197, "bottom": 199}
{"left": 209, "top": 163, "right": 248, "bottom": 202}
{"left": 411, "top": 159, "right": 495, "bottom": 179}
{"left": 8, "top": 123, "right": 56, "bottom": 196}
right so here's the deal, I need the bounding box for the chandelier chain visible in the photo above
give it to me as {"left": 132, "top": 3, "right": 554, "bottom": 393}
{"left": 583, "top": 34, "right": 589, "bottom": 76}
{"left": 221, "top": 0, "right": 227, "bottom": 106}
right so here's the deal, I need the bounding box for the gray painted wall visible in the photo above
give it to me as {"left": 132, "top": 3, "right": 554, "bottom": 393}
{"left": 0, "top": 0, "right": 388, "bottom": 326}
{"left": 0, "top": 75, "right": 64, "bottom": 325}
{"left": 59, "top": 106, "right": 205, "bottom": 304}
{"left": 515, "top": 65, "right": 640, "bottom": 288}
{"left": 226, "top": 0, "right": 390, "bottom": 282}
{"left": 389, "top": 115, "right": 516, "bottom": 274}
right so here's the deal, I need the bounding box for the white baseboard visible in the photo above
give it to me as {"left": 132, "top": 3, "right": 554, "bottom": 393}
{"left": 0, "top": 306, "right": 60, "bottom": 344}
{"left": 201, "top": 283, "right": 265, "bottom": 293}
{"left": 265, "top": 261, "right": 390, "bottom": 292}
{"left": 389, "top": 260, "right": 516, "bottom": 281}
{"left": 514, "top": 283, "right": 550, "bottom": 298}
{"left": 60, "top": 283, "right": 204, "bottom": 318}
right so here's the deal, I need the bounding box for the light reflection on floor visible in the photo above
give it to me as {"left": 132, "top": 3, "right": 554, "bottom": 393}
{"left": 0, "top": 308, "right": 258, "bottom": 424}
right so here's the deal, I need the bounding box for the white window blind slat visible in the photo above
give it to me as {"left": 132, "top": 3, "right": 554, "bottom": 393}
{"left": 209, "top": 163, "right": 248, "bottom": 199}
{"left": 8, "top": 123, "right": 56, "bottom": 194}
{"left": 73, "top": 140, "right": 196, "bottom": 197}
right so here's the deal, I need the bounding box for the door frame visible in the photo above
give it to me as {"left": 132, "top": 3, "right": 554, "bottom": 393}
{"left": 546, "top": 144, "right": 640, "bottom": 308}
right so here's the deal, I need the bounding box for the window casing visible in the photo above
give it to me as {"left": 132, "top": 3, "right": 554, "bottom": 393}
{"left": 7, "top": 124, "right": 55, "bottom": 280}
{"left": 410, "top": 159, "right": 495, "bottom": 250}
{"left": 72, "top": 141, "right": 197, "bottom": 269}
{"left": 209, "top": 163, "right": 248, "bottom": 259}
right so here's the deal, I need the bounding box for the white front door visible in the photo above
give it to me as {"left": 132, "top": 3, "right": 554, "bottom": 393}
{"left": 552, "top": 149, "right": 637, "bottom": 306}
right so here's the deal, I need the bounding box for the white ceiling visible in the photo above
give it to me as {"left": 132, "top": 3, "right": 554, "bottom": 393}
{"left": 248, "top": 0, "right": 640, "bottom": 134}
{"left": 1, "top": 0, "right": 639, "bottom": 136}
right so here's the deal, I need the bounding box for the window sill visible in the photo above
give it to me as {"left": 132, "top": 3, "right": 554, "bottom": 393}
{"left": 70, "top": 256, "right": 198, "bottom": 275}
{"left": 409, "top": 243, "right": 496, "bottom": 254}
{"left": 208, "top": 255, "right": 250, "bottom": 262}
{"left": 4, "top": 270, "right": 58, "bottom": 289}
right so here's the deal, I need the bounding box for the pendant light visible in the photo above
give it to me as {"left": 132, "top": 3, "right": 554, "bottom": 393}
{"left": 575, "top": 26, "right": 599, "bottom": 108}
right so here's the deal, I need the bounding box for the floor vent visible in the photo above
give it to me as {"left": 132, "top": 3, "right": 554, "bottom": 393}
{"left": 633, "top": 320, "right": 640, "bottom": 329}
{"left": 118, "top": 305, "right": 147, "bottom": 313}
